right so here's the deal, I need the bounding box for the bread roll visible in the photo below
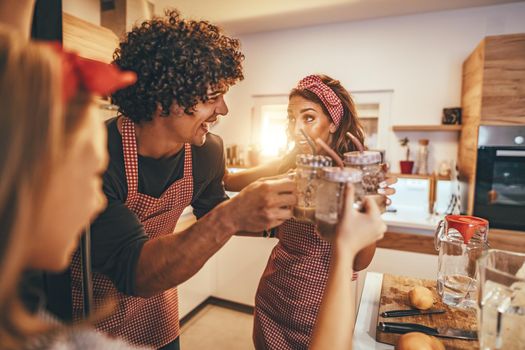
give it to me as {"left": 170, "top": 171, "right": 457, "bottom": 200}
{"left": 408, "top": 286, "right": 434, "bottom": 310}
{"left": 396, "top": 332, "right": 444, "bottom": 350}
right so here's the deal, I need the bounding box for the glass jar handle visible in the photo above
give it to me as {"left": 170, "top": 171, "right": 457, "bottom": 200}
{"left": 434, "top": 220, "right": 445, "bottom": 251}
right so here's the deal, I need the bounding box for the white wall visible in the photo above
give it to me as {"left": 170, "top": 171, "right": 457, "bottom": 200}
{"left": 126, "top": 0, "right": 154, "bottom": 31}
{"left": 63, "top": 0, "right": 100, "bottom": 25}
{"left": 216, "top": 2, "right": 525, "bottom": 173}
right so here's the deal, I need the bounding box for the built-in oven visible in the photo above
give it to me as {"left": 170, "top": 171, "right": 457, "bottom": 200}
{"left": 474, "top": 126, "right": 525, "bottom": 231}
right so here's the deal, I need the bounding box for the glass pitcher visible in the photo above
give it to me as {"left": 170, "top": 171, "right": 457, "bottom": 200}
{"left": 477, "top": 249, "right": 525, "bottom": 350}
{"left": 435, "top": 215, "right": 489, "bottom": 308}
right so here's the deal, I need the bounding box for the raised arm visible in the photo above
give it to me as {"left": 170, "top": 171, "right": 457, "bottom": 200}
{"left": 223, "top": 148, "right": 297, "bottom": 192}
{"left": 134, "top": 178, "right": 296, "bottom": 297}
{"left": 310, "top": 185, "right": 386, "bottom": 350}
{"left": 223, "top": 159, "right": 282, "bottom": 192}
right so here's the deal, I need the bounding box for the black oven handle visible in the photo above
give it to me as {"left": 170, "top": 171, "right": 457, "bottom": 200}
{"left": 496, "top": 150, "right": 525, "bottom": 157}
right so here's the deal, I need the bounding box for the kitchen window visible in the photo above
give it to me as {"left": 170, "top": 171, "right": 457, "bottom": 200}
{"left": 251, "top": 95, "right": 289, "bottom": 162}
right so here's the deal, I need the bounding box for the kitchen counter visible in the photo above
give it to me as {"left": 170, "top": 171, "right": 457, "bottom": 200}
{"left": 179, "top": 204, "right": 441, "bottom": 233}
{"left": 355, "top": 272, "right": 480, "bottom": 350}
{"left": 178, "top": 205, "right": 525, "bottom": 256}
{"left": 382, "top": 210, "right": 442, "bottom": 235}
{"left": 378, "top": 209, "right": 442, "bottom": 255}
{"left": 377, "top": 227, "right": 525, "bottom": 256}
{"left": 379, "top": 209, "right": 525, "bottom": 255}
{"left": 353, "top": 272, "right": 393, "bottom": 349}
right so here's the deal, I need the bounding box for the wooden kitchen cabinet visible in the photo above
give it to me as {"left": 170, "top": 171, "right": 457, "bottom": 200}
{"left": 481, "top": 34, "right": 525, "bottom": 124}
{"left": 462, "top": 33, "right": 525, "bottom": 126}
{"left": 62, "top": 12, "right": 119, "bottom": 63}
{"left": 459, "top": 33, "right": 525, "bottom": 214}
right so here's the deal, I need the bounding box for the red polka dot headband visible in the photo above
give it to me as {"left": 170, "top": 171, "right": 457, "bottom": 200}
{"left": 49, "top": 44, "right": 137, "bottom": 103}
{"left": 296, "top": 75, "right": 343, "bottom": 127}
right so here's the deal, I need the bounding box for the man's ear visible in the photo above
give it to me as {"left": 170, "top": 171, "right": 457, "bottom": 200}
{"left": 155, "top": 102, "right": 184, "bottom": 117}
{"left": 154, "top": 102, "right": 164, "bottom": 118}
{"left": 170, "top": 103, "right": 185, "bottom": 117}
{"left": 329, "top": 123, "right": 337, "bottom": 134}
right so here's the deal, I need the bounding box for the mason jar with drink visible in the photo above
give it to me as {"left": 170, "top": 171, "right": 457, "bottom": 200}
{"left": 293, "top": 154, "right": 332, "bottom": 224}
{"left": 315, "top": 167, "right": 363, "bottom": 241}
{"left": 344, "top": 150, "right": 387, "bottom": 212}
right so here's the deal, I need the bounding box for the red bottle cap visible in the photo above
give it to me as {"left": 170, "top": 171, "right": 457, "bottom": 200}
{"left": 445, "top": 215, "right": 488, "bottom": 244}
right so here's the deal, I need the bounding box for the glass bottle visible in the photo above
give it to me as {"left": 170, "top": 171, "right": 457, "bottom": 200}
{"left": 415, "top": 139, "right": 429, "bottom": 175}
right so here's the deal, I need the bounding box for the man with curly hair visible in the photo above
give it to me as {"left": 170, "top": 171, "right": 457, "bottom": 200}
{"left": 65, "top": 10, "right": 296, "bottom": 350}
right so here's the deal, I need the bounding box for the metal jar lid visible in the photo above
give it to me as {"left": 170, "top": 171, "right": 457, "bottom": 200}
{"left": 343, "top": 150, "right": 382, "bottom": 165}
{"left": 296, "top": 154, "right": 333, "bottom": 168}
{"left": 321, "top": 167, "right": 363, "bottom": 183}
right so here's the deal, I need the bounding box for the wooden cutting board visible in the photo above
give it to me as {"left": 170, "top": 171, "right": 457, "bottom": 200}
{"left": 376, "top": 274, "right": 478, "bottom": 350}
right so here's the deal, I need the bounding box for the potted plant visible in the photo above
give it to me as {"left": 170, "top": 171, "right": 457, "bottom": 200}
{"left": 399, "top": 137, "right": 414, "bottom": 174}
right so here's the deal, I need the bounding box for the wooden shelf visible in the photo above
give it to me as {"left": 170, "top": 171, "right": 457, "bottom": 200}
{"left": 392, "top": 125, "right": 462, "bottom": 132}
{"left": 388, "top": 172, "right": 431, "bottom": 180}
{"left": 388, "top": 173, "right": 451, "bottom": 181}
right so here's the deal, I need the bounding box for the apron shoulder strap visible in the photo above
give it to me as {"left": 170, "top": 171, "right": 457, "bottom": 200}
{"left": 182, "top": 143, "right": 192, "bottom": 178}
{"left": 121, "top": 117, "right": 139, "bottom": 196}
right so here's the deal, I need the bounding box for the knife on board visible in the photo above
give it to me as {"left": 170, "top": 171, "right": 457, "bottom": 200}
{"left": 380, "top": 309, "right": 446, "bottom": 318}
{"left": 378, "top": 322, "right": 478, "bottom": 341}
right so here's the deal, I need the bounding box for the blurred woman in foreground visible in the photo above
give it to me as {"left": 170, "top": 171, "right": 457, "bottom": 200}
{"left": 0, "top": 26, "right": 137, "bottom": 349}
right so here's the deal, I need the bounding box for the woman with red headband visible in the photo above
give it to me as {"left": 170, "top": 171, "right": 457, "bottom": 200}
{"left": 225, "top": 74, "right": 396, "bottom": 349}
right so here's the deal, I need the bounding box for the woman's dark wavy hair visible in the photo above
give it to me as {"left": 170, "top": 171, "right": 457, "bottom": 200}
{"left": 111, "top": 9, "right": 244, "bottom": 123}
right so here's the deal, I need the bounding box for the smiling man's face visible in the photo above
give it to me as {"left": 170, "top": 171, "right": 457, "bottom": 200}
{"left": 163, "top": 88, "right": 229, "bottom": 146}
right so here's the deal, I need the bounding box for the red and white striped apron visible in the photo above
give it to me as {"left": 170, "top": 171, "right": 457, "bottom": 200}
{"left": 253, "top": 219, "right": 357, "bottom": 350}
{"left": 71, "top": 117, "right": 193, "bottom": 348}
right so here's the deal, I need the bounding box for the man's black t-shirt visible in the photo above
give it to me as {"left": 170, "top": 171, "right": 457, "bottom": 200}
{"left": 89, "top": 117, "right": 228, "bottom": 296}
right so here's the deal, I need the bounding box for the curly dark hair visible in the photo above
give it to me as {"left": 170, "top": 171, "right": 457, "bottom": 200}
{"left": 111, "top": 9, "right": 244, "bottom": 123}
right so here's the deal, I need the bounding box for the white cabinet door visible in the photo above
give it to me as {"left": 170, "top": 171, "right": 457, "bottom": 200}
{"left": 175, "top": 214, "right": 216, "bottom": 319}
{"left": 213, "top": 236, "right": 278, "bottom": 306}
{"left": 178, "top": 256, "right": 217, "bottom": 319}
